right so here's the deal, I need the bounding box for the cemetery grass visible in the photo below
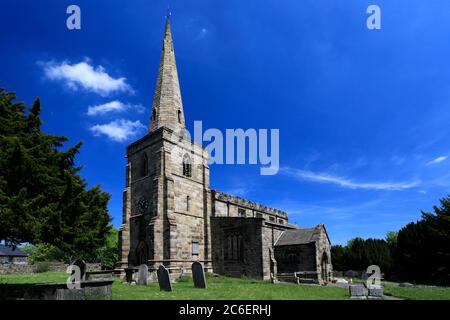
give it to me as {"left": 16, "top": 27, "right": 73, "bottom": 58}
{"left": 342, "top": 278, "right": 450, "bottom": 300}
{"left": 3, "top": 272, "right": 449, "bottom": 300}
{"left": 111, "top": 275, "right": 349, "bottom": 300}
{"left": 0, "top": 272, "right": 348, "bottom": 300}
{"left": 383, "top": 284, "right": 450, "bottom": 300}
{"left": 0, "top": 272, "right": 67, "bottom": 284}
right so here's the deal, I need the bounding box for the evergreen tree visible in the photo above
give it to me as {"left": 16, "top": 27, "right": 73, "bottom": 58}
{"left": 397, "top": 196, "right": 450, "bottom": 284}
{"left": 331, "top": 245, "right": 348, "bottom": 271}
{"left": 0, "top": 88, "right": 111, "bottom": 258}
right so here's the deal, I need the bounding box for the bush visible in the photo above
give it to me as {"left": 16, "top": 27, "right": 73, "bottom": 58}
{"left": 21, "top": 244, "right": 64, "bottom": 264}
{"left": 35, "top": 261, "right": 50, "bottom": 273}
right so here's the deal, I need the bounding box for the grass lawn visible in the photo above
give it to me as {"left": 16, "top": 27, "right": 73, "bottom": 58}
{"left": 112, "top": 276, "right": 349, "bottom": 300}
{"left": 341, "top": 277, "right": 450, "bottom": 300}
{"left": 0, "top": 272, "right": 67, "bottom": 284}
{"left": 0, "top": 272, "right": 348, "bottom": 300}
{"left": 3, "top": 272, "right": 450, "bottom": 300}
{"left": 383, "top": 284, "right": 450, "bottom": 300}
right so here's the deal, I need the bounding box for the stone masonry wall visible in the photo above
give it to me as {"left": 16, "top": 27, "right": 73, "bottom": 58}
{"left": 212, "top": 190, "right": 288, "bottom": 225}
{"left": 0, "top": 262, "right": 101, "bottom": 275}
{"left": 210, "top": 217, "right": 264, "bottom": 278}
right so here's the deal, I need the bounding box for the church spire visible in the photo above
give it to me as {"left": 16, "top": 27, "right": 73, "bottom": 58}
{"left": 149, "top": 13, "right": 186, "bottom": 133}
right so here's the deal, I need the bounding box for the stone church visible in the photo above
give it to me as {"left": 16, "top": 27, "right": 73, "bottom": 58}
{"left": 117, "top": 16, "right": 333, "bottom": 284}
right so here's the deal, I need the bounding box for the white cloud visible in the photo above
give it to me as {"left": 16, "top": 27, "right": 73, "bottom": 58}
{"left": 194, "top": 28, "right": 208, "bottom": 40}
{"left": 87, "top": 101, "right": 144, "bottom": 116}
{"left": 426, "top": 156, "right": 447, "bottom": 166}
{"left": 282, "top": 167, "right": 419, "bottom": 191}
{"left": 224, "top": 187, "right": 250, "bottom": 197}
{"left": 90, "top": 119, "right": 145, "bottom": 142}
{"left": 200, "top": 28, "right": 208, "bottom": 37}
{"left": 41, "top": 60, "right": 133, "bottom": 96}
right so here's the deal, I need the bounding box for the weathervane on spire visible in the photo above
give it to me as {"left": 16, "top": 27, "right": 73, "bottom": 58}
{"left": 166, "top": 6, "right": 171, "bottom": 19}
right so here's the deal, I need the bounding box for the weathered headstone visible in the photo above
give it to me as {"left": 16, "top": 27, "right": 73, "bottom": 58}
{"left": 368, "top": 285, "right": 384, "bottom": 298}
{"left": 71, "top": 259, "right": 86, "bottom": 281}
{"left": 137, "top": 264, "right": 148, "bottom": 286}
{"left": 157, "top": 265, "right": 172, "bottom": 292}
{"left": 192, "top": 262, "right": 206, "bottom": 289}
{"left": 179, "top": 266, "right": 189, "bottom": 279}
{"left": 349, "top": 284, "right": 365, "bottom": 298}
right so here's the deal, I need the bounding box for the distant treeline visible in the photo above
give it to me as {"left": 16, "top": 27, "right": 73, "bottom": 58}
{"left": 331, "top": 196, "right": 450, "bottom": 285}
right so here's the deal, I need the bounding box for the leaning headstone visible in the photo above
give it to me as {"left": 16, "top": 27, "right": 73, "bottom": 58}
{"left": 157, "top": 265, "right": 172, "bottom": 292}
{"left": 124, "top": 268, "right": 134, "bottom": 283}
{"left": 179, "top": 266, "right": 190, "bottom": 279}
{"left": 192, "top": 262, "right": 206, "bottom": 289}
{"left": 71, "top": 259, "right": 87, "bottom": 281}
{"left": 349, "top": 284, "right": 365, "bottom": 298}
{"left": 137, "top": 264, "right": 148, "bottom": 286}
{"left": 399, "top": 282, "right": 415, "bottom": 288}
{"left": 368, "top": 285, "right": 384, "bottom": 298}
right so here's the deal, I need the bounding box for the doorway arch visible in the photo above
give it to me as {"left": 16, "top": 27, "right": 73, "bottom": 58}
{"left": 136, "top": 241, "right": 149, "bottom": 266}
{"left": 321, "top": 252, "right": 329, "bottom": 284}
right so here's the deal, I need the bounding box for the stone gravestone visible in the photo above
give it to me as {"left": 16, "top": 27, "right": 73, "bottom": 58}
{"left": 192, "top": 262, "right": 206, "bottom": 289}
{"left": 368, "top": 285, "right": 384, "bottom": 298}
{"left": 157, "top": 265, "right": 172, "bottom": 292}
{"left": 137, "top": 264, "right": 148, "bottom": 286}
{"left": 71, "top": 259, "right": 87, "bottom": 281}
{"left": 179, "top": 266, "right": 189, "bottom": 280}
{"left": 349, "top": 284, "right": 365, "bottom": 298}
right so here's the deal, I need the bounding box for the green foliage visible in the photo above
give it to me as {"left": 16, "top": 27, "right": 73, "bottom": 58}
{"left": 385, "top": 231, "right": 398, "bottom": 248}
{"left": 332, "top": 196, "right": 450, "bottom": 285}
{"left": 0, "top": 88, "right": 111, "bottom": 258}
{"left": 330, "top": 245, "right": 347, "bottom": 271}
{"left": 396, "top": 195, "right": 450, "bottom": 285}
{"left": 35, "top": 261, "right": 50, "bottom": 273}
{"left": 21, "top": 226, "right": 118, "bottom": 268}
{"left": 94, "top": 227, "right": 119, "bottom": 269}
{"left": 331, "top": 237, "right": 393, "bottom": 272}
{"left": 21, "top": 244, "right": 64, "bottom": 264}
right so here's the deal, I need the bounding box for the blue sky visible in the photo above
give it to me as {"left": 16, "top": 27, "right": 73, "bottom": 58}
{"left": 1, "top": 0, "right": 450, "bottom": 245}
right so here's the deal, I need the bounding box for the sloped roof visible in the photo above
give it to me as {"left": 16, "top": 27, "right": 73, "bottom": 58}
{"left": 275, "top": 227, "right": 321, "bottom": 246}
{"left": 0, "top": 244, "right": 28, "bottom": 257}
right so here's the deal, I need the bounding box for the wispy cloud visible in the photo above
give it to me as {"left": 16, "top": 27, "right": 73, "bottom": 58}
{"left": 275, "top": 198, "right": 384, "bottom": 220}
{"left": 282, "top": 167, "right": 419, "bottom": 191}
{"left": 224, "top": 187, "right": 251, "bottom": 197}
{"left": 90, "top": 119, "right": 145, "bottom": 142}
{"left": 426, "top": 156, "right": 447, "bottom": 166}
{"left": 391, "top": 155, "right": 406, "bottom": 166}
{"left": 199, "top": 28, "right": 208, "bottom": 38}
{"left": 40, "top": 60, "right": 134, "bottom": 96}
{"left": 87, "top": 100, "right": 144, "bottom": 116}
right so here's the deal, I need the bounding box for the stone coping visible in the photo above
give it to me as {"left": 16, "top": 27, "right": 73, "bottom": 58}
{"left": 213, "top": 190, "right": 288, "bottom": 217}
{"left": 85, "top": 270, "right": 114, "bottom": 275}
{"left": 31, "top": 280, "right": 114, "bottom": 288}
{"left": 0, "top": 280, "right": 114, "bottom": 300}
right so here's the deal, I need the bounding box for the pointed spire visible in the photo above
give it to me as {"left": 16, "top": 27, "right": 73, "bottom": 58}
{"left": 149, "top": 13, "right": 185, "bottom": 133}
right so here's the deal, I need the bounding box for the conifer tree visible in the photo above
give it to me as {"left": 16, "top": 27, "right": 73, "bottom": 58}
{"left": 0, "top": 88, "right": 111, "bottom": 258}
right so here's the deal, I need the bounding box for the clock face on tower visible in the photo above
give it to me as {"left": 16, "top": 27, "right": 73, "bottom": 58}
{"left": 137, "top": 197, "right": 149, "bottom": 214}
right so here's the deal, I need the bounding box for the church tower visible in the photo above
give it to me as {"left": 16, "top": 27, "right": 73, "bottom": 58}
{"left": 118, "top": 14, "right": 212, "bottom": 275}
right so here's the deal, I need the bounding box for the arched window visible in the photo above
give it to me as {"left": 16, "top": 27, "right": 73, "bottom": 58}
{"left": 141, "top": 153, "right": 148, "bottom": 177}
{"left": 224, "top": 233, "right": 243, "bottom": 261}
{"left": 182, "top": 154, "right": 192, "bottom": 177}
{"left": 152, "top": 109, "right": 156, "bottom": 120}
{"left": 177, "top": 110, "right": 182, "bottom": 124}
{"left": 186, "top": 196, "right": 190, "bottom": 211}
